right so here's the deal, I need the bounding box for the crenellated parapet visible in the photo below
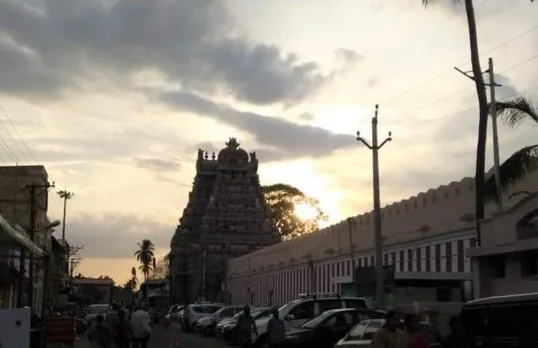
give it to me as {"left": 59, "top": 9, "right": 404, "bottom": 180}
{"left": 229, "top": 172, "right": 538, "bottom": 277}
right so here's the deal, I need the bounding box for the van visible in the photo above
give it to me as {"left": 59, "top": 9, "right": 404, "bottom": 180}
{"left": 462, "top": 292, "right": 538, "bottom": 347}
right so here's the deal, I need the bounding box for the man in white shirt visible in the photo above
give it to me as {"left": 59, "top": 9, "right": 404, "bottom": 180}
{"left": 130, "top": 305, "right": 152, "bottom": 348}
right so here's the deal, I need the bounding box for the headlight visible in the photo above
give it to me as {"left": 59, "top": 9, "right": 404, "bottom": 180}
{"left": 223, "top": 325, "right": 234, "bottom": 332}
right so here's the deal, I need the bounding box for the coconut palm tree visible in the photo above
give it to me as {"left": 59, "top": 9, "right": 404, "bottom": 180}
{"left": 422, "top": 0, "right": 489, "bottom": 240}
{"left": 485, "top": 97, "right": 538, "bottom": 198}
{"left": 134, "top": 239, "right": 155, "bottom": 281}
{"left": 422, "top": 0, "right": 534, "bottom": 242}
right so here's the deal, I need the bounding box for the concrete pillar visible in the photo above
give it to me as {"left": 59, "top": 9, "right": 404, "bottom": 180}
{"left": 472, "top": 258, "right": 490, "bottom": 299}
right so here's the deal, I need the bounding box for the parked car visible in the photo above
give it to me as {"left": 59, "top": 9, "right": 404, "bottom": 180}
{"left": 195, "top": 305, "right": 243, "bottom": 336}
{"left": 182, "top": 304, "right": 223, "bottom": 331}
{"left": 216, "top": 307, "right": 272, "bottom": 343}
{"left": 254, "top": 294, "right": 375, "bottom": 347}
{"left": 284, "top": 308, "right": 386, "bottom": 348}
{"left": 334, "top": 318, "right": 442, "bottom": 347}
{"left": 164, "top": 304, "right": 184, "bottom": 327}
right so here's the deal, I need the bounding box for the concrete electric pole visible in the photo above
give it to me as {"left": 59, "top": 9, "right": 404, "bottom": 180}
{"left": 455, "top": 59, "right": 503, "bottom": 211}
{"left": 488, "top": 58, "right": 503, "bottom": 211}
{"left": 27, "top": 181, "right": 55, "bottom": 310}
{"left": 356, "top": 104, "right": 392, "bottom": 309}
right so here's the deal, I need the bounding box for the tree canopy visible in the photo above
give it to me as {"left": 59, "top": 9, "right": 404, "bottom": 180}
{"left": 262, "top": 183, "right": 327, "bottom": 240}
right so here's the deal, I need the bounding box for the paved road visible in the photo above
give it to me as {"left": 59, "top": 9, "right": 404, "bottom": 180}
{"left": 148, "top": 325, "right": 228, "bottom": 348}
{"left": 74, "top": 325, "right": 228, "bottom": 348}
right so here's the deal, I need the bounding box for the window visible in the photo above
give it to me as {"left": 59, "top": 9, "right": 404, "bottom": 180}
{"left": 288, "top": 301, "right": 314, "bottom": 320}
{"left": 318, "top": 299, "right": 342, "bottom": 312}
{"left": 356, "top": 310, "right": 386, "bottom": 322}
{"left": 492, "top": 256, "right": 506, "bottom": 278}
{"left": 347, "top": 322, "right": 367, "bottom": 340}
{"left": 219, "top": 307, "right": 234, "bottom": 318}
{"left": 521, "top": 252, "right": 538, "bottom": 278}
{"left": 324, "top": 312, "right": 353, "bottom": 328}
{"left": 344, "top": 299, "right": 367, "bottom": 309}
{"left": 363, "top": 322, "right": 382, "bottom": 340}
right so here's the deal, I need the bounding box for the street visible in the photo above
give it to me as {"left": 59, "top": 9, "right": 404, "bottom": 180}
{"left": 74, "top": 325, "right": 228, "bottom": 348}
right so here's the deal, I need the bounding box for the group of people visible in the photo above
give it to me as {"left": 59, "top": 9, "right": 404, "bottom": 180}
{"left": 86, "top": 304, "right": 153, "bottom": 348}
{"left": 372, "top": 311, "right": 472, "bottom": 348}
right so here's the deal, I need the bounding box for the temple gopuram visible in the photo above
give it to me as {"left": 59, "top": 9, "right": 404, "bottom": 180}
{"left": 169, "top": 138, "right": 280, "bottom": 303}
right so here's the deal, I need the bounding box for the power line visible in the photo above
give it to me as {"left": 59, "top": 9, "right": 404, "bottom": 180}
{"left": 0, "top": 102, "right": 37, "bottom": 163}
{"left": 380, "top": 24, "right": 538, "bottom": 105}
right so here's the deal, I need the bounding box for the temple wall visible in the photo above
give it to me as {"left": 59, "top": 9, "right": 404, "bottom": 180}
{"left": 228, "top": 170, "right": 538, "bottom": 279}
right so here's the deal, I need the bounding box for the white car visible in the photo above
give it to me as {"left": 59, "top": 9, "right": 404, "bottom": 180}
{"left": 195, "top": 305, "right": 243, "bottom": 335}
{"left": 254, "top": 294, "right": 375, "bottom": 347}
{"left": 182, "top": 304, "right": 223, "bottom": 331}
{"left": 334, "top": 319, "right": 442, "bottom": 347}
{"left": 164, "top": 305, "right": 184, "bottom": 326}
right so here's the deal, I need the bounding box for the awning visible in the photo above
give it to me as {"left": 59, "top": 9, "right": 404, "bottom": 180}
{"left": 0, "top": 213, "right": 44, "bottom": 257}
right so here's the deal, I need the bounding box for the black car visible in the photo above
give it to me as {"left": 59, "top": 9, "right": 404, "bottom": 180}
{"left": 284, "top": 308, "right": 386, "bottom": 348}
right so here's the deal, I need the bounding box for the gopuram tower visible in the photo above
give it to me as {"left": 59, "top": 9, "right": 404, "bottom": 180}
{"left": 169, "top": 138, "right": 280, "bottom": 303}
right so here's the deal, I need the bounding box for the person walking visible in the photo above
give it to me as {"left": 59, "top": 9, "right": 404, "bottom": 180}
{"left": 266, "top": 307, "right": 286, "bottom": 348}
{"left": 371, "top": 310, "right": 408, "bottom": 348}
{"left": 113, "top": 309, "right": 132, "bottom": 348}
{"left": 235, "top": 306, "right": 258, "bottom": 348}
{"left": 403, "top": 314, "right": 428, "bottom": 348}
{"left": 131, "top": 305, "right": 152, "bottom": 348}
{"left": 86, "top": 314, "right": 113, "bottom": 348}
{"left": 168, "top": 313, "right": 182, "bottom": 348}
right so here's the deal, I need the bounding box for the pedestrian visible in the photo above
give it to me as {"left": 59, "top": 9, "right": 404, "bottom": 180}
{"left": 131, "top": 304, "right": 152, "bottom": 348}
{"left": 442, "top": 315, "right": 474, "bottom": 348}
{"left": 404, "top": 314, "right": 428, "bottom": 348}
{"left": 266, "top": 307, "right": 285, "bottom": 348}
{"left": 113, "top": 309, "right": 132, "bottom": 348}
{"left": 86, "top": 314, "right": 113, "bottom": 348}
{"left": 235, "top": 305, "right": 258, "bottom": 348}
{"left": 371, "top": 310, "right": 408, "bottom": 348}
{"left": 168, "top": 313, "right": 182, "bottom": 348}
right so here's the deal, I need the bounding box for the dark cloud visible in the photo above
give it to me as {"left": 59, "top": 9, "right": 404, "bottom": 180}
{"left": 0, "top": 0, "right": 338, "bottom": 106}
{"left": 68, "top": 213, "right": 174, "bottom": 259}
{"left": 134, "top": 157, "right": 181, "bottom": 172}
{"left": 160, "top": 90, "right": 356, "bottom": 159}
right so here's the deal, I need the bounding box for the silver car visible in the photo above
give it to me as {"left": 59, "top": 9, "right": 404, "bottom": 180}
{"left": 183, "top": 304, "right": 223, "bottom": 331}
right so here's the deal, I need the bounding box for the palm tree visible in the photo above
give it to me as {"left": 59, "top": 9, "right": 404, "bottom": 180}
{"left": 134, "top": 239, "right": 155, "bottom": 281}
{"left": 485, "top": 97, "right": 538, "bottom": 197}
{"left": 423, "top": 0, "right": 534, "bottom": 243}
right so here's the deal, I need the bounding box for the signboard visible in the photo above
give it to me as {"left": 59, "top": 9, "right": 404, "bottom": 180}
{"left": 354, "top": 265, "right": 395, "bottom": 296}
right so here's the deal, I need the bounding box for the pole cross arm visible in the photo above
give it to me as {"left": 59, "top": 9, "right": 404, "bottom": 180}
{"left": 378, "top": 133, "right": 393, "bottom": 149}
{"left": 356, "top": 133, "right": 373, "bottom": 149}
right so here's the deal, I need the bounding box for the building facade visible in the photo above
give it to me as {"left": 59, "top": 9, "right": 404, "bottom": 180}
{"left": 228, "top": 171, "right": 538, "bottom": 308}
{"left": 0, "top": 165, "right": 55, "bottom": 313}
{"left": 169, "top": 138, "right": 280, "bottom": 303}
{"left": 470, "top": 191, "right": 538, "bottom": 298}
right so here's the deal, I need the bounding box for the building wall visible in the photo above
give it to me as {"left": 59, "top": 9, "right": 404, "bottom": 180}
{"left": 228, "top": 171, "right": 538, "bottom": 306}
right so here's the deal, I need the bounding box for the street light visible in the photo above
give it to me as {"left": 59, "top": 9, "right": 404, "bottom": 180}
{"left": 44, "top": 220, "right": 61, "bottom": 231}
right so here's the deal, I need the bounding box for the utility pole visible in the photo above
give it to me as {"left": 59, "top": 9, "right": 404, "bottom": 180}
{"left": 346, "top": 218, "right": 356, "bottom": 270}
{"left": 356, "top": 104, "right": 392, "bottom": 309}
{"left": 455, "top": 61, "right": 503, "bottom": 212}
{"left": 488, "top": 58, "right": 503, "bottom": 211}
{"left": 27, "top": 182, "right": 54, "bottom": 310}
{"left": 201, "top": 250, "right": 207, "bottom": 301}
{"left": 57, "top": 190, "right": 74, "bottom": 245}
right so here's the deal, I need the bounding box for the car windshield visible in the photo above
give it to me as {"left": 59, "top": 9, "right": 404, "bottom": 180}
{"left": 301, "top": 311, "right": 334, "bottom": 329}
{"left": 87, "top": 305, "right": 109, "bottom": 314}
{"left": 192, "top": 306, "right": 221, "bottom": 314}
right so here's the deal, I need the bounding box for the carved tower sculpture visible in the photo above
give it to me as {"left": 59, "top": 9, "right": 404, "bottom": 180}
{"left": 169, "top": 138, "right": 280, "bottom": 302}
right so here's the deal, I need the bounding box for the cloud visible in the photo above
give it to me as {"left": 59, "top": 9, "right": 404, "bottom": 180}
{"left": 68, "top": 213, "right": 174, "bottom": 259}
{"left": 134, "top": 157, "right": 181, "bottom": 172}
{"left": 160, "top": 90, "right": 356, "bottom": 159}
{"left": 0, "top": 0, "right": 333, "bottom": 106}
{"left": 299, "top": 112, "right": 316, "bottom": 121}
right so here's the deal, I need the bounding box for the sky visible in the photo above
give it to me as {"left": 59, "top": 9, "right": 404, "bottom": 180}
{"left": 0, "top": 0, "right": 537, "bottom": 284}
